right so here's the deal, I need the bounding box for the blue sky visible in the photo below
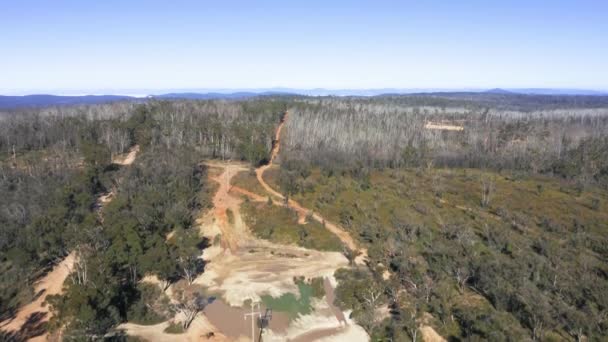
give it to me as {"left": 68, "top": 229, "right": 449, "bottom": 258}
{"left": 1, "top": 0, "right": 607, "bottom": 94}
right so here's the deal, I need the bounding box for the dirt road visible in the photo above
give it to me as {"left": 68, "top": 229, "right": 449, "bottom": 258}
{"left": 197, "top": 161, "right": 350, "bottom": 306}
{"left": 255, "top": 111, "right": 367, "bottom": 260}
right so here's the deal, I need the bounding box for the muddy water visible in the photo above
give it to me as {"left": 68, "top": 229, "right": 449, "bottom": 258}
{"left": 204, "top": 299, "right": 290, "bottom": 341}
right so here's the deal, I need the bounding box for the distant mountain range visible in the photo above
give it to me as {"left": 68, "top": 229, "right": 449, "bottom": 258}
{"left": 0, "top": 94, "right": 137, "bottom": 109}
{"left": 1, "top": 88, "right": 606, "bottom": 109}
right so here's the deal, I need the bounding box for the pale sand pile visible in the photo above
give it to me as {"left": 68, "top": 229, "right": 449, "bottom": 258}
{"left": 425, "top": 122, "right": 464, "bottom": 131}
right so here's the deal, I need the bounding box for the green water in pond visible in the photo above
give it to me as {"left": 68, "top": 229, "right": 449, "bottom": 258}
{"left": 260, "top": 282, "right": 314, "bottom": 319}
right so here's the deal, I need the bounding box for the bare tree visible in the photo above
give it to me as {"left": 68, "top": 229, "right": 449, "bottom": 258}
{"left": 480, "top": 174, "right": 495, "bottom": 208}
{"left": 171, "top": 283, "right": 211, "bottom": 329}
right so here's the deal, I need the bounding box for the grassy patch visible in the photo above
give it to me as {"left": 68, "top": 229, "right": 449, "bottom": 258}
{"left": 231, "top": 168, "right": 268, "bottom": 197}
{"left": 241, "top": 201, "right": 343, "bottom": 252}
{"left": 261, "top": 280, "right": 315, "bottom": 319}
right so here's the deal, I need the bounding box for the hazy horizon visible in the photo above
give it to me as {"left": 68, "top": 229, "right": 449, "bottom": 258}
{"left": 2, "top": 87, "right": 608, "bottom": 97}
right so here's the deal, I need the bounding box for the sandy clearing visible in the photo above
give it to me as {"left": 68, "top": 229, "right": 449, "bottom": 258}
{"left": 195, "top": 244, "right": 348, "bottom": 306}
{"left": 263, "top": 299, "right": 367, "bottom": 342}
{"left": 195, "top": 158, "right": 368, "bottom": 341}
{"left": 204, "top": 299, "right": 291, "bottom": 340}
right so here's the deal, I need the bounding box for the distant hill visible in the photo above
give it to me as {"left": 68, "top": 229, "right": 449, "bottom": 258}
{"left": 0, "top": 92, "right": 300, "bottom": 109}
{"left": 507, "top": 88, "right": 608, "bottom": 96}
{"left": 152, "top": 91, "right": 294, "bottom": 100}
{"left": 0, "top": 94, "right": 136, "bottom": 109}
{"left": 485, "top": 88, "right": 515, "bottom": 94}
{"left": 2, "top": 89, "right": 607, "bottom": 109}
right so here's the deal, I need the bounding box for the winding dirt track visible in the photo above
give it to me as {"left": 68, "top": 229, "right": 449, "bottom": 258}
{"left": 255, "top": 111, "right": 366, "bottom": 259}
{"left": 195, "top": 161, "right": 350, "bottom": 306}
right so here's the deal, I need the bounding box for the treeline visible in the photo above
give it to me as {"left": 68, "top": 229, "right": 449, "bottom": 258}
{"left": 282, "top": 97, "right": 608, "bottom": 188}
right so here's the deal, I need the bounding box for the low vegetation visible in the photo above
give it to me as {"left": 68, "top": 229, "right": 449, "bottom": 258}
{"left": 241, "top": 200, "right": 344, "bottom": 252}
{"left": 231, "top": 168, "right": 268, "bottom": 197}
{"left": 275, "top": 164, "right": 608, "bottom": 340}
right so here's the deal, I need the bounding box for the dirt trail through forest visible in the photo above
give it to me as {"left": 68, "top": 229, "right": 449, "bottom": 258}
{"left": 196, "top": 161, "right": 350, "bottom": 306}
{"left": 255, "top": 111, "right": 367, "bottom": 261}
{"left": 0, "top": 146, "right": 140, "bottom": 340}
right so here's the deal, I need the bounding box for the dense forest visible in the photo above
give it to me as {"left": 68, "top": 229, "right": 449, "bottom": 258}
{"left": 1, "top": 94, "right": 607, "bottom": 341}
{"left": 0, "top": 99, "right": 284, "bottom": 339}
